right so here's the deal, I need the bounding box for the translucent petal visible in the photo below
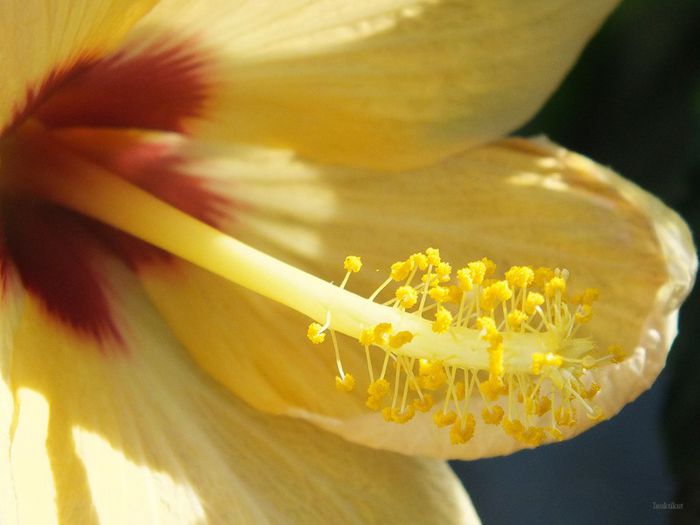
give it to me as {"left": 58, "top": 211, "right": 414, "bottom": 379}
{"left": 141, "top": 137, "right": 696, "bottom": 459}
{"left": 125, "top": 0, "right": 618, "bottom": 169}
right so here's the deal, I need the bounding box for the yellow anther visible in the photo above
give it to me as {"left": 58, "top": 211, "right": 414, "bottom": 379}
{"left": 335, "top": 374, "right": 356, "bottom": 392}
{"left": 433, "top": 410, "right": 457, "bottom": 428}
{"left": 575, "top": 304, "right": 593, "bottom": 324}
{"left": 525, "top": 396, "right": 552, "bottom": 417}
{"left": 582, "top": 383, "right": 600, "bottom": 399}
{"left": 522, "top": 427, "right": 546, "bottom": 447}
{"left": 410, "top": 252, "right": 428, "bottom": 270}
{"left": 421, "top": 273, "right": 440, "bottom": 287}
{"left": 307, "top": 322, "right": 326, "bottom": 344}
{"left": 536, "top": 396, "right": 552, "bottom": 416}
{"left": 531, "top": 354, "right": 544, "bottom": 375}
{"left": 426, "top": 247, "right": 441, "bottom": 266}
{"left": 481, "top": 258, "right": 496, "bottom": 277}
{"left": 524, "top": 292, "right": 545, "bottom": 315}
{"left": 544, "top": 276, "right": 567, "bottom": 298}
{"left": 548, "top": 428, "right": 564, "bottom": 441}
{"left": 507, "top": 309, "right": 528, "bottom": 329}
{"left": 446, "top": 285, "right": 463, "bottom": 304}
{"left": 359, "top": 328, "right": 375, "bottom": 346}
{"left": 609, "top": 344, "right": 628, "bottom": 364}
{"left": 373, "top": 323, "right": 393, "bottom": 346}
{"left": 505, "top": 266, "right": 535, "bottom": 288}
{"left": 390, "top": 259, "right": 414, "bottom": 281}
{"left": 480, "top": 280, "right": 512, "bottom": 311}
{"left": 395, "top": 285, "right": 418, "bottom": 308}
{"left": 418, "top": 359, "right": 435, "bottom": 375}
{"left": 390, "top": 406, "right": 416, "bottom": 424}
{"left": 554, "top": 407, "right": 576, "bottom": 427}
{"left": 435, "top": 262, "right": 452, "bottom": 282}
{"left": 343, "top": 255, "right": 363, "bottom": 273}
{"left": 457, "top": 268, "right": 473, "bottom": 291}
{"left": 502, "top": 418, "right": 525, "bottom": 438}
{"left": 450, "top": 414, "right": 476, "bottom": 444}
{"left": 533, "top": 267, "right": 555, "bottom": 287}
{"left": 479, "top": 378, "right": 507, "bottom": 401}
{"left": 476, "top": 316, "right": 502, "bottom": 347}
{"left": 366, "top": 379, "right": 391, "bottom": 410}
{"left": 432, "top": 306, "right": 453, "bottom": 333}
{"left": 467, "top": 260, "right": 487, "bottom": 285}
{"left": 418, "top": 360, "right": 447, "bottom": 390}
{"left": 453, "top": 381, "right": 466, "bottom": 401}
{"left": 367, "top": 378, "right": 390, "bottom": 398}
{"left": 531, "top": 352, "right": 563, "bottom": 375}
{"left": 546, "top": 353, "right": 563, "bottom": 368}
{"left": 488, "top": 344, "right": 504, "bottom": 378}
{"left": 389, "top": 331, "right": 414, "bottom": 349}
{"left": 381, "top": 407, "right": 393, "bottom": 422}
{"left": 413, "top": 394, "right": 434, "bottom": 412}
{"left": 476, "top": 316, "right": 497, "bottom": 333}
{"left": 429, "top": 285, "right": 450, "bottom": 303}
{"left": 481, "top": 405, "right": 505, "bottom": 425}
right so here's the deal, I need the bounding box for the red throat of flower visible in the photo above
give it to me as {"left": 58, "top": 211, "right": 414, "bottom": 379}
{"left": 0, "top": 38, "right": 236, "bottom": 348}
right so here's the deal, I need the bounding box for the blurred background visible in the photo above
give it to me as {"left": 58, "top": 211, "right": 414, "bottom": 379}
{"left": 452, "top": 0, "right": 700, "bottom": 523}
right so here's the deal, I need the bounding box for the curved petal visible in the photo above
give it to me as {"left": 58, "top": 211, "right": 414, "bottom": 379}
{"left": 140, "top": 137, "right": 696, "bottom": 459}
{"left": 0, "top": 0, "right": 158, "bottom": 133}
{"left": 2, "top": 257, "right": 478, "bottom": 523}
{"left": 124, "top": 0, "right": 618, "bottom": 169}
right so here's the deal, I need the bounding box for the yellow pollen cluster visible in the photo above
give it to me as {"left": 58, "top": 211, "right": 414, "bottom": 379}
{"left": 531, "top": 352, "right": 563, "bottom": 375}
{"left": 335, "top": 374, "right": 356, "bottom": 392}
{"left": 343, "top": 256, "right": 363, "bottom": 273}
{"left": 395, "top": 285, "right": 418, "bottom": 308}
{"left": 304, "top": 249, "right": 626, "bottom": 448}
{"left": 432, "top": 307, "right": 453, "bottom": 333}
{"left": 306, "top": 323, "right": 326, "bottom": 344}
{"left": 505, "top": 266, "right": 535, "bottom": 288}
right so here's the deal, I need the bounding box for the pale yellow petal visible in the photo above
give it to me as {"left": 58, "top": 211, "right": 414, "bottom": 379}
{"left": 2, "top": 259, "right": 478, "bottom": 523}
{"left": 141, "top": 137, "right": 695, "bottom": 459}
{"left": 126, "top": 0, "right": 618, "bottom": 169}
{"left": 0, "top": 245, "right": 25, "bottom": 523}
{"left": 0, "top": 0, "right": 158, "bottom": 132}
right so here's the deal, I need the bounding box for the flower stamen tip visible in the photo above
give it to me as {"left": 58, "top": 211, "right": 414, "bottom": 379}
{"left": 303, "top": 249, "right": 620, "bottom": 448}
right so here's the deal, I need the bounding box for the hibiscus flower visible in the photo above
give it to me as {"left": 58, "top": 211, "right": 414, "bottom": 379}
{"left": 0, "top": 1, "right": 695, "bottom": 523}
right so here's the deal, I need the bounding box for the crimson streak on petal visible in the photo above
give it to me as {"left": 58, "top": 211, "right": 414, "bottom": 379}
{"left": 35, "top": 40, "right": 211, "bottom": 133}
{"left": 0, "top": 36, "right": 233, "bottom": 348}
{"left": 3, "top": 201, "right": 124, "bottom": 347}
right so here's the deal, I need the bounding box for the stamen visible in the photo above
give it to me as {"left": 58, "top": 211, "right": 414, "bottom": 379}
{"left": 303, "top": 249, "right": 625, "bottom": 447}
{"left": 339, "top": 256, "right": 362, "bottom": 289}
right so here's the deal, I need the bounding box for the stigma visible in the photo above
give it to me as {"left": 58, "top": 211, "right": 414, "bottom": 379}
{"left": 307, "top": 249, "right": 627, "bottom": 447}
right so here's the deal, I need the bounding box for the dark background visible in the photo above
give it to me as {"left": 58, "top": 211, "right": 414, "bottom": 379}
{"left": 452, "top": 1, "right": 700, "bottom": 523}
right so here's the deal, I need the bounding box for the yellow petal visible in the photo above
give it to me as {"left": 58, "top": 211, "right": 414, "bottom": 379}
{"left": 2, "top": 260, "right": 478, "bottom": 523}
{"left": 0, "top": 0, "right": 157, "bottom": 132}
{"left": 140, "top": 137, "right": 695, "bottom": 459}
{"left": 0, "top": 245, "right": 25, "bottom": 523}
{"left": 126, "top": 0, "right": 618, "bottom": 169}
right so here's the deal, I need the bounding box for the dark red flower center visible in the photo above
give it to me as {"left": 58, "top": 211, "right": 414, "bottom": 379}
{"left": 0, "top": 38, "right": 234, "bottom": 347}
